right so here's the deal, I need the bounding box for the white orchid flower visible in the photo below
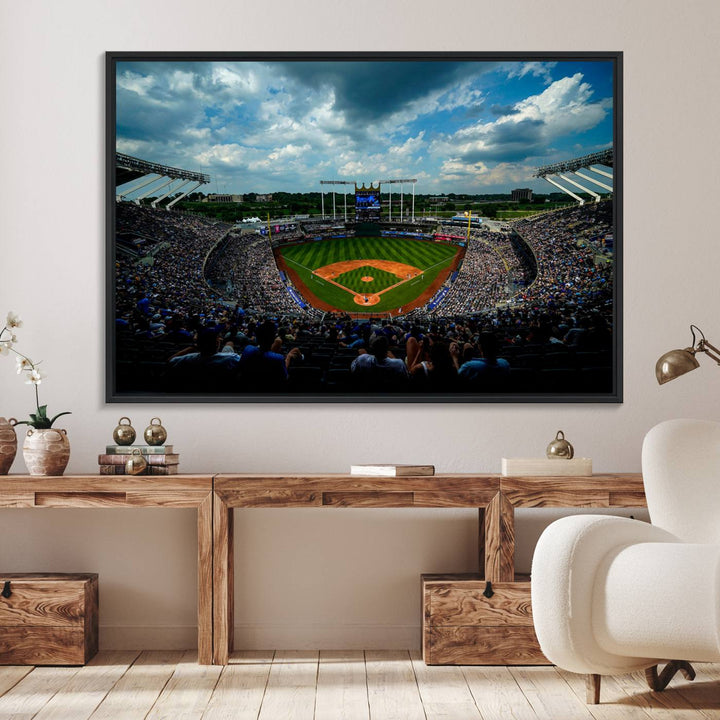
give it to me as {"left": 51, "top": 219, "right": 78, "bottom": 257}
{"left": 16, "top": 356, "right": 33, "bottom": 373}
{"left": 6, "top": 312, "right": 22, "bottom": 329}
{"left": 25, "top": 368, "right": 46, "bottom": 385}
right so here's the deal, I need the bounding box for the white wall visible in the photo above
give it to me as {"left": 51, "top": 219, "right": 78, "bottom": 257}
{"left": 1, "top": 0, "right": 719, "bottom": 650}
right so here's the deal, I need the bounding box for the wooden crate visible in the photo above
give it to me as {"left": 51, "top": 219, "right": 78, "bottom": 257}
{"left": 422, "top": 573, "right": 548, "bottom": 665}
{"left": 0, "top": 573, "right": 98, "bottom": 665}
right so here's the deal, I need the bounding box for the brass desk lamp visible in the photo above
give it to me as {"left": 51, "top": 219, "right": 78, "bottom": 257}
{"left": 656, "top": 325, "right": 720, "bottom": 384}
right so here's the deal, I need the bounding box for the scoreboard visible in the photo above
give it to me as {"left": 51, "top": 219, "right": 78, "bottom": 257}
{"left": 355, "top": 182, "right": 381, "bottom": 222}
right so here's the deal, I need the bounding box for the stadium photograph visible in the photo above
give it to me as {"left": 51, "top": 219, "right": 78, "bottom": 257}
{"left": 108, "top": 52, "right": 620, "bottom": 401}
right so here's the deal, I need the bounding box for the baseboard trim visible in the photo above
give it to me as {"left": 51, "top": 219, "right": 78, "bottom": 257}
{"left": 99, "top": 623, "right": 421, "bottom": 650}
{"left": 100, "top": 625, "right": 198, "bottom": 650}
{"left": 234, "top": 623, "right": 421, "bottom": 650}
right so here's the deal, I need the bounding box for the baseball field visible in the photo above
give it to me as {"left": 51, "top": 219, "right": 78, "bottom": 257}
{"left": 276, "top": 236, "right": 460, "bottom": 314}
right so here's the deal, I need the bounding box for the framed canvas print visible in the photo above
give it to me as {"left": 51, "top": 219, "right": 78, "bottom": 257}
{"left": 107, "top": 51, "right": 622, "bottom": 403}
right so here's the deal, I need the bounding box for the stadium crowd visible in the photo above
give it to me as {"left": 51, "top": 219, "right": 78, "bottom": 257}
{"left": 115, "top": 204, "right": 232, "bottom": 338}
{"left": 114, "top": 202, "right": 613, "bottom": 395}
{"left": 511, "top": 201, "right": 612, "bottom": 309}
{"left": 435, "top": 229, "right": 534, "bottom": 315}
{"left": 204, "top": 232, "right": 303, "bottom": 315}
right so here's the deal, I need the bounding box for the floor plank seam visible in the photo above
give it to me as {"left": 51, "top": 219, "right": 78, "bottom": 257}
{"left": 0, "top": 667, "right": 33, "bottom": 700}
{"left": 143, "top": 659, "right": 177, "bottom": 719}
{"left": 458, "top": 666, "right": 485, "bottom": 720}
{"left": 407, "top": 649, "right": 430, "bottom": 720}
{"left": 86, "top": 651, "right": 138, "bottom": 720}
{"left": 363, "top": 650, "right": 372, "bottom": 720}
{"left": 312, "top": 652, "right": 320, "bottom": 720}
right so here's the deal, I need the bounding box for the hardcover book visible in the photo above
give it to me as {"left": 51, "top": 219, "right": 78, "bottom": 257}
{"left": 98, "top": 464, "right": 179, "bottom": 475}
{"left": 98, "top": 453, "right": 179, "bottom": 466}
{"left": 501, "top": 458, "right": 592, "bottom": 476}
{"left": 105, "top": 445, "right": 174, "bottom": 454}
{"left": 350, "top": 464, "right": 435, "bottom": 477}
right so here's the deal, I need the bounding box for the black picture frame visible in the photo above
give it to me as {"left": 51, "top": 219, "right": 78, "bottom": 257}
{"left": 107, "top": 51, "right": 622, "bottom": 403}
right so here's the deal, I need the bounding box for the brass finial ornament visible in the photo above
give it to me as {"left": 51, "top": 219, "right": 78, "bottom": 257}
{"left": 144, "top": 418, "right": 167, "bottom": 446}
{"left": 125, "top": 448, "right": 147, "bottom": 475}
{"left": 112, "top": 417, "right": 136, "bottom": 446}
{"left": 546, "top": 430, "right": 574, "bottom": 459}
{"left": 656, "top": 325, "right": 720, "bottom": 384}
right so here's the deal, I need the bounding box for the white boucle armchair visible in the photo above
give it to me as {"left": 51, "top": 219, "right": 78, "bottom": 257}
{"left": 531, "top": 418, "right": 720, "bottom": 704}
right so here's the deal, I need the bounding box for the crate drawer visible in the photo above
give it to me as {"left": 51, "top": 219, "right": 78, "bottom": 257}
{"left": 0, "top": 573, "right": 98, "bottom": 665}
{"left": 422, "top": 573, "right": 547, "bottom": 666}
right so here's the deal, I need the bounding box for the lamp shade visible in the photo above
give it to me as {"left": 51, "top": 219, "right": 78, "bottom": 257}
{"left": 655, "top": 348, "right": 700, "bottom": 385}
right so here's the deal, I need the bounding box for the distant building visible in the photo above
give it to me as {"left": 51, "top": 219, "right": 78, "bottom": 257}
{"left": 255, "top": 194, "right": 274, "bottom": 202}
{"left": 205, "top": 193, "right": 244, "bottom": 203}
{"left": 511, "top": 188, "right": 533, "bottom": 202}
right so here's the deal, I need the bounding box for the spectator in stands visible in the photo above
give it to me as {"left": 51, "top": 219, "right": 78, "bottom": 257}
{"left": 239, "top": 320, "right": 302, "bottom": 392}
{"left": 458, "top": 332, "right": 510, "bottom": 392}
{"left": 165, "top": 328, "right": 241, "bottom": 393}
{"left": 409, "top": 339, "right": 460, "bottom": 392}
{"left": 351, "top": 335, "right": 409, "bottom": 391}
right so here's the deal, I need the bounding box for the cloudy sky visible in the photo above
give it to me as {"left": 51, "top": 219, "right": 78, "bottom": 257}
{"left": 115, "top": 58, "right": 614, "bottom": 195}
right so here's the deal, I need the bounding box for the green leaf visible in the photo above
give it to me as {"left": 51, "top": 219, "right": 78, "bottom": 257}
{"left": 48, "top": 411, "right": 71, "bottom": 427}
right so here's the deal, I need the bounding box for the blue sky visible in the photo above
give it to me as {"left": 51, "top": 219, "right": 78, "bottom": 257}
{"left": 115, "top": 58, "right": 614, "bottom": 195}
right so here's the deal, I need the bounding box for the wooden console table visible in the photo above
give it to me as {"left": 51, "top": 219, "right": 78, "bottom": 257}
{"left": 0, "top": 475, "right": 214, "bottom": 665}
{"left": 0, "top": 473, "right": 647, "bottom": 666}
{"left": 212, "top": 473, "right": 646, "bottom": 665}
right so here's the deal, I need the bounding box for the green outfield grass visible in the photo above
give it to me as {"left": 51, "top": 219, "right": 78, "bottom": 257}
{"left": 279, "top": 236, "right": 458, "bottom": 313}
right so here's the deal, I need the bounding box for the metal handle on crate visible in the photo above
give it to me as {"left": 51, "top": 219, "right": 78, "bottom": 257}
{"left": 1, "top": 581, "right": 11, "bottom": 599}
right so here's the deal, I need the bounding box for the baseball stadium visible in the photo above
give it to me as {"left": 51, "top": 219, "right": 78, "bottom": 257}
{"left": 111, "top": 50, "right": 617, "bottom": 399}
{"left": 112, "top": 148, "right": 616, "bottom": 398}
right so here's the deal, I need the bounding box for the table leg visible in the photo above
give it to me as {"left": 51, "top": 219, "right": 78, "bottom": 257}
{"left": 213, "top": 492, "right": 234, "bottom": 665}
{"left": 197, "top": 493, "right": 213, "bottom": 665}
{"left": 478, "top": 507, "right": 486, "bottom": 577}
{"left": 483, "top": 492, "right": 515, "bottom": 582}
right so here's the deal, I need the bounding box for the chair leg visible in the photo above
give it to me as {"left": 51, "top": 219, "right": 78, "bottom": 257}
{"left": 586, "top": 674, "right": 601, "bottom": 704}
{"left": 645, "top": 661, "right": 696, "bottom": 692}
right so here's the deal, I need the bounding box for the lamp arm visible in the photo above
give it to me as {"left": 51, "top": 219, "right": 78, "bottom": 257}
{"left": 698, "top": 339, "right": 720, "bottom": 365}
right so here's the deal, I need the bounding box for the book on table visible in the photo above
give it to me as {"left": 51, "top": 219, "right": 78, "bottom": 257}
{"left": 501, "top": 457, "right": 592, "bottom": 476}
{"left": 98, "top": 464, "right": 179, "bottom": 475}
{"left": 350, "top": 464, "right": 435, "bottom": 477}
{"left": 98, "top": 453, "right": 179, "bottom": 466}
{"left": 105, "top": 445, "right": 174, "bottom": 454}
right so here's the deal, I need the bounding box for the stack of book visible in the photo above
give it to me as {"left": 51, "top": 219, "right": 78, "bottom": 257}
{"left": 98, "top": 445, "right": 180, "bottom": 475}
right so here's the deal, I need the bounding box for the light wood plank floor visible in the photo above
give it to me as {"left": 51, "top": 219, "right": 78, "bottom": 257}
{"left": 0, "top": 651, "right": 717, "bottom": 720}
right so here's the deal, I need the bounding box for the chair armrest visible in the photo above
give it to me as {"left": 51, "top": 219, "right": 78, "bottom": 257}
{"left": 531, "top": 515, "right": 679, "bottom": 674}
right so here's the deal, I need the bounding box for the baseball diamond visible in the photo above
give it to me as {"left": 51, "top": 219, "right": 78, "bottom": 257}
{"left": 276, "top": 236, "right": 461, "bottom": 314}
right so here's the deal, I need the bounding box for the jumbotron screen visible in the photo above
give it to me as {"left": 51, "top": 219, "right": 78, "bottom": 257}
{"left": 356, "top": 192, "right": 380, "bottom": 209}
{"left": 355, "top": 183, "right": 381, "bottom": 221}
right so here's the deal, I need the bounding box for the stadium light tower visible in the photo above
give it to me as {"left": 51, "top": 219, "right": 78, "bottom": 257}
{"left": 320, "top": 180, "right": 354, "bottom": 221}
{"left": 378, "top": 179, "right": 418, "bottom": 222}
